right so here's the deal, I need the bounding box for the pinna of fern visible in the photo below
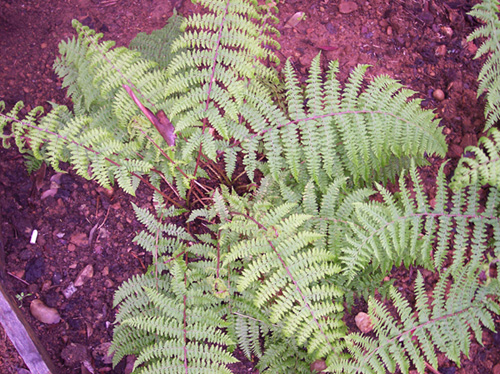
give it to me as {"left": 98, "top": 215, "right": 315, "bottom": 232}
{"left": 467, "top": 0, "right": 500, "bottom": 131}
{"left": 341, "top": 162, "right": 500, "bottom": 281}
{"left": 276, "top": 54, "right": 447, "bottom": 189}
{"left": 452, "top": 127, "right": 500, "bottom": 190}
{"left": 450, "top": 2, "right": 500, "bottom": 191}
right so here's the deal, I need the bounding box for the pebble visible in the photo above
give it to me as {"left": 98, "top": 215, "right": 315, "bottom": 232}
{"left": 432, "top": 89, "right": 445, "bottom": 101}
{"left": 440, "top": 26, "right": 453, "bottom": 38}
{"left": 339, "top": 1, "right": 358, "bottom": 14}
{"left": 355, "top": 312, "right": 373, "bottom": 333}
{"left": 30, "top": 299, "right": 61, "bottom": 324}
{"left": 493, "top": 363, "right": 500, "bottom": 374}
{"left": 284, "top": 12, "right": 305, "bottom": 28}
{"left": 310, "top": 359, "right": 327, "bottom": 372}
{"left": 92, "top": 342, "right": 113, "bottom": 365}
{"left": 62, "top": 282, "right": 77, "bottom": 299}
{"left": 70, "top": 232, "right": 88, "bottom": 247}
{"left": 435, "top": 44, "right": 447, "bottom": 57}
{"left": 74, "top": 264, "right": 94, "bottom": 287}
{"left": 124, "top": 355, "right": 136, "bottom": 374}
{"left": 61, "top": 343, "right": 89, "bottom": 366}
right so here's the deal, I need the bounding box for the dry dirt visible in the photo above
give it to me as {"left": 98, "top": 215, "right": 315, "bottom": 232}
{"left": 1, "top": 0, "right": 499, "bottom": 373}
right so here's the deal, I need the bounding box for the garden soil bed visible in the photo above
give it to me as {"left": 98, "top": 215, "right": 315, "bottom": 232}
{"left": 1, "top": 0, "right": 500, "bottom": 373}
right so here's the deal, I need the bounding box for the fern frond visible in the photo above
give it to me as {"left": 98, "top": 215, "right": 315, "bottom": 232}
{"left": 452, "top": 127, "right": 500, "bottom": 190}
{"left": 336, "top": 269, "right": 500, "bottom": 374}
{"left": 341, "top": 163, "right": 500, "bottom": 281}
{"left": 468, "top": 0, "right": 500, "bottom": 130}
{"left": 276, "top": 54, "right": 446, "bottom": 188}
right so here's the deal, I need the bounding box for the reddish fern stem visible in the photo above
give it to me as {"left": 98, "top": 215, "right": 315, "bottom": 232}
{"left": 136, "top": 125, "right": 190, "bottom": 179}
{"left": 183, "top": 251, "right": 189, "bottom": 374}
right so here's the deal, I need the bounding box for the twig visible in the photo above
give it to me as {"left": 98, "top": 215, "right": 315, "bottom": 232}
{"left": 7, "top": 272, "right": 29, "bottom": 286}
{"left": 425, "top": 361, "right": 442, "bottom": 374}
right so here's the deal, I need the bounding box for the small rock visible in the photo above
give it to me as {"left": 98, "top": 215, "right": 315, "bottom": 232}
{"left": 101, "top": 266, "right": 109, "bottom": 276}
{"left": 30, "top": 299, "right": 61, "bottom": 324}
{"left": 386, "top": 25, "right": 392, "bottom": 36}
{"left": 310, "top": 359, "right": 327, "bottom": 372}
{"left": 355, "top": 312, "right": 373, "bottom": 333}
{"left": 93, "top": 342, "right": 113, "bottom": 365}
{"left": 62, "top": 282, "right": 77, "bottom": 299}
{"left": 104, "top": 279, "right": 114, "bottom": 288}
{"left": 67, "top": 243, "right": 76, "bottom": 252}
{"left": 70, "top": 232, "right": 88, "bottom": 247}
{"left": 61, "top": 343, "right": 88, "bottom": 367}
{"left": 435, "top": 44, "right": 447, "bottom": 57}
{"left": 419, "top": 11, "right": 434, "bottom": 24}
{"left": 432, "top": 89, "right": 445, "bottom": 101}
{"left": 41, "top": 188, "right": 58, "bottom": 200}
{"left": 493, "top": 363, "right": 500, "bottom": 374}
{"left": 339, "top": 1, "right": 358, "bottom": 14}
{"left": 74, "top": 264, "right": 94, "bottom": 287}
{"left": 440, "top": 26, "right": 453, "bottom": 38}
{"left": 466, "top": 40, "right": 478, "bottom": 55}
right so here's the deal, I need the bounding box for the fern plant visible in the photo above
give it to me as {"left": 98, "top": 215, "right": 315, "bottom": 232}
{"left": 2, "top": 0, "right": 499, "bottom": 373}
{"left": 330, "top": 164, "right": 500, "bottom": 373}
{"left": 453, "top": 0, "right": 500, "bottom": 190}
{"left": 467, "top": 0, "right": 500, "bottom": 132}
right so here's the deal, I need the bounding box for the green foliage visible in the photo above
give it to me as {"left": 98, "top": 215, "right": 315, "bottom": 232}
{"left": 452, "top": 1, "right": 500, "bottom": 191}
{"left": 333, "top": 269, "right": 500, "bottom": 374}
{"left": 467, "top": 0, "right": 500, "bottom": 131}
{"left": 2, "top": 0, "right": 500, "bottom": 373}
{"left": 330, "top": 165, "right": 500, "bottom": 373}
{"left": 452, "top": 127, "right": 500, "bottom": 189}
